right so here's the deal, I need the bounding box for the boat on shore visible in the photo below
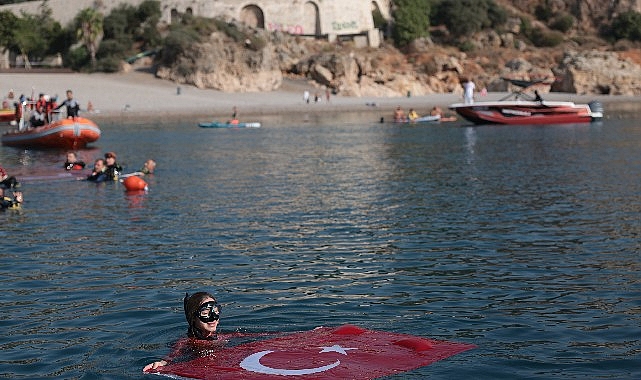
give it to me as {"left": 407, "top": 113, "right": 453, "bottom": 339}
{"left": 448, "top": 78, "right": 604, "bottom": 125}
{"left": 1, "top": 102, "right": 100, "bottom": 149}
{"left": 199, "top": 121, "right": 261, "bottom": 128}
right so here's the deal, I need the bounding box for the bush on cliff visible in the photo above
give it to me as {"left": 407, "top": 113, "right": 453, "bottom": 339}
{"left": 431, "top": 0, "right": 507, "bottom": 40}
{"left": 392, "top": 0, "right": 431, "bottom": 47}
{"left": 607, "top": 11, "right": 641, "bottom": 41}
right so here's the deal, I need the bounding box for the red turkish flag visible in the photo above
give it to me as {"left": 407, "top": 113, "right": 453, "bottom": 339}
{"left": 153, "top": 324, "right": 475, "bottom": 379}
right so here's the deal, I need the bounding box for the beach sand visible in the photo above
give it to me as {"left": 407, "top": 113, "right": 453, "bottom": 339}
{"left": 1, "top": 71, "right": 636, "bottom": 124}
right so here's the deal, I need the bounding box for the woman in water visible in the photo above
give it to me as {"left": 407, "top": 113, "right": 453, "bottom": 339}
{"left": 143, "top": 292, "right": 222, "bottom": 372}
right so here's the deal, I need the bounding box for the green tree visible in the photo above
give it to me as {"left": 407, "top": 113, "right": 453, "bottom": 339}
{"left": 75, "top": 7, "right": 104, "bottom": 68}
{"left": 0, "top": 11, "right": 19, "bottom": 51}
{"left": 392, "top": 0, "right": 431, "bottom": 47}
{"left": 13, "top": 15, "right": 44, "bottom": 68}
{"left": 431, "top": 0, "right": 506, "bottom": 39}
{"left": 609, "top": 11, "right": 641, "bottom": 41}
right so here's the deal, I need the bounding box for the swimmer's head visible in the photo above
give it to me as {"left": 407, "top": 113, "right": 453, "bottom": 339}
{"left": 184, "top": 292, "right": 219, "bottom": 339}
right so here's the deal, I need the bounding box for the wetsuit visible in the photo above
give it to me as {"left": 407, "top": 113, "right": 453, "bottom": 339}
{"left": 64, "top": 161, "right": 86, "bottom": 171}
{"left": 1, "top": 196, "right": 21, "bottom": 210}
{"left": 105, "top": 163, "right": 123, "bottom": 180}
{"left": 86, "top": 170, "right": 109, "bottom": 182}
{"left": 56, "top": 98, "right": 80, "bottom": 118}
{"left": 0, "top": 167, "right": 19, "bottom": 189}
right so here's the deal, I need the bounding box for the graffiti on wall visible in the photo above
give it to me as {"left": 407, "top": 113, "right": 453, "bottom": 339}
{"left": 331, "top": 21, "right": 358, "bottom": 31}
{"left": 267, "top": 23, "right": 304, "bottom": 35}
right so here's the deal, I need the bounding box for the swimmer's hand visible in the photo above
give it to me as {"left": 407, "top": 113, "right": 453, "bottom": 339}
{"left": 143, "top": 360, "right": 167, "bottom": 372}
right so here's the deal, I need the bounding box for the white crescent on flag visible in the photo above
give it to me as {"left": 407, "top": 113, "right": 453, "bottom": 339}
{"left": 239, "top": 345, "right": 357, "bottom": 375}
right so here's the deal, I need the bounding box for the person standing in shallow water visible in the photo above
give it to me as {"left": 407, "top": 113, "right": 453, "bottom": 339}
{"left": 143, "top": 292, "right": 221, "bottom": 372}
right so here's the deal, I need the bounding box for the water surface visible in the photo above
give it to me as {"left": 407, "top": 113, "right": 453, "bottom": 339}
{"left": 1, "top": 112, "right": 640, "bottom": 379}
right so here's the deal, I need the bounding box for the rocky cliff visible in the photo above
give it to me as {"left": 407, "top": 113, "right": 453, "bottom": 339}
{"left": 151, "top": 1, "right": 641, "bottom": 97}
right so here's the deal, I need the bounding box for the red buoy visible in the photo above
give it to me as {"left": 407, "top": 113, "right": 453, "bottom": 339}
{"left": 122, "top": 176, "right": 148, "bottom": 191}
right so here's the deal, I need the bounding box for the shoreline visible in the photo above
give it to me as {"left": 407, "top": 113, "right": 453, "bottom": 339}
{"left": 1, "top": 71, "right": 640, "bottom": 124}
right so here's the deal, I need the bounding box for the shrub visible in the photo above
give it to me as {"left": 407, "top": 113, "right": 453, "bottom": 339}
{"left": 159, "top": 27, "right": 200, "bottom": 66}
{"left": 608, "top": 11, "right": 641, "bottom": 41}
{"left": 66, "top": 46, "right": 90, "bottom": 71}
{"left": 95, "top": 56, "right": 122, "bottom": 72}
{"left": 534, "top": 3, "right": 553, "bottom": 22}
{"left": 213, "top": 19, "right": 245, "bottom": 43}
{"left": 392, "top": 0, "right": 431, "bottom": 47}
{"left": 97, "top": 39, "right": 129, "bottom": 58}
{"left": 550, "top": 14, "right": 574, "bottom": 33}
{"left": 431, "top": 0, "right": 507, "bottom": 40}
{"left": 458, "top": 40, "right": 475, "bottom": 52}
{"left": 528, "top": 27, "right": 564, "bottom": 47}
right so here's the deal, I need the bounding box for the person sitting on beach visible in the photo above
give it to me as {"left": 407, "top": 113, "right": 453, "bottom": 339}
{"left": 408, "top": 108, "right": 419, "bottom": 122}
{"left": 104, "top": 152, "right": 122, "bottom": 180}
{"left": 64, "top": 152, "right": 86, "bottom": 171}
{"left": 393, "top": 106, "right": 406, "bottom": 122}
{"left": 86, "top": 159, "right": 109, "bottom": 182}
{"left": 55, "top": 90, "right": 80, "bottom": 119}
{"left": 143, "top": 292, "right": 223, "bottom": 372}
{"left": 0, "top": 165, "right": 19, "bottom": 189}
{"left": 0, "top": 188, "right": 23, "bottom": 210}
{"left": 140, "top": 159, "right": 156, "bottom": 175}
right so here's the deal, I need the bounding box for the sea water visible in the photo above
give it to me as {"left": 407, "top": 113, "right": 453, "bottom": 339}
{"left": 0, "top": 110, "right": 640, "bottom": 379}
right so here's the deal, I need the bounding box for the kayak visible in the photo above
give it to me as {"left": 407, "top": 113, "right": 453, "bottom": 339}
{"left": 199, "top": 121, "right": 261, "bottom": 128}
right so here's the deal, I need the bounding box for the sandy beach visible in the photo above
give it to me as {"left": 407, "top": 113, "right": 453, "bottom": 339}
{"left": 1, "top": 71, "right": 637, "bottom": 124}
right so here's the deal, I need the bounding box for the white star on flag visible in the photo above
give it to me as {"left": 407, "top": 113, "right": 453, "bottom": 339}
{"left": 319, "top": 345, "right": 357, "bottom": 355}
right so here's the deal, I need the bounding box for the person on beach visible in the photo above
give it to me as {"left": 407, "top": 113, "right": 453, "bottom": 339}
{"left": 55, "top": 90, "right": 80, "bottom": 119}
{"left": 64, "top": 152, "right": 86, "bottom": 171}
{"left": 86, "top": 159, "right": 108, "bottom": 182}
{"left": 0, "top": 188, "right": 23, "bottom": 210}
{"left": 143, "top": 292, "right": 222, "bottom": 372}
{"left": 104, "top": 152, "right": 122, "bottom": 180}
{"left": 0, "top": 165, "right": 19, "bottom": 189}
{"left": 463, "top": 78, "right": 475, "bottom": 104}
{"left": 140, "top": 159, "right": 156, "bottom": 175}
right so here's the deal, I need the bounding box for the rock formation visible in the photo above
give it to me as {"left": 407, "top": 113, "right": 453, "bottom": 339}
{"left": 154, "top": 18, "right": 641, "bottom": 96}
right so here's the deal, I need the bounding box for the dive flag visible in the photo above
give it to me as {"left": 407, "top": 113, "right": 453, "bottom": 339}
{"left": 153, "top": 324, "right": 475, "bottom": 379}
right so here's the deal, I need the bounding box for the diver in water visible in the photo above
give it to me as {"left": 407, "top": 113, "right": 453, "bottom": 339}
{"left": 64, "top": 152, "right": 86, "bottom": 171}
{"left": 143, "top": 292, "right": 222, "bottom": 372}
{"left": 0, "top": 188, "right": 23, "bottom": 210}
{"left": 0, "top": 165, "right": 19, "bottom": 189}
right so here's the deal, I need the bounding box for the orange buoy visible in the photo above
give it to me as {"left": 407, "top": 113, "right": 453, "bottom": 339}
{"left": 122, "top": 176, "right": 148, "bottom": 191}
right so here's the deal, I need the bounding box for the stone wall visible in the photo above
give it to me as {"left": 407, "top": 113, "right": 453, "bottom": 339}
{"left": 0, "top": 0, "right": 388, "bottom": 46}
